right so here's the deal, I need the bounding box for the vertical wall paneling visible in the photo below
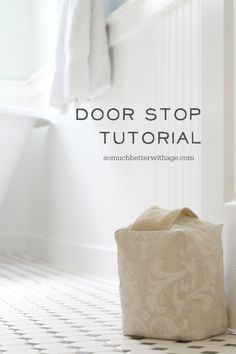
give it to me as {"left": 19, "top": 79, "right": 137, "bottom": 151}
{"left": 201, "top": 0, "right": 223, "bottom": 223}
{"left": 234, "top": 0, "right": 236, "bottom": 195}
{"left": 224, "top": 0, "right": 234, "bottom": 202}
{"left": 201, "top": 0, "right": 234, "bottom": 223}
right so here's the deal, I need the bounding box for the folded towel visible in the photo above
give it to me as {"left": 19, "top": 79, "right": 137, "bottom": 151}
{"left": 50, "top": 0, "right": 111, "bottom": 112}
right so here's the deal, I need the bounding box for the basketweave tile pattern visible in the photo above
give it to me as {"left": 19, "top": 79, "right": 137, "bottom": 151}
{"left": 0, "top": 255, "right": 235, "bottom": 354}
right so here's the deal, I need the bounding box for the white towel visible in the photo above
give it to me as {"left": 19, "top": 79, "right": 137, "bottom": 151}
{"left": 50, "top": 0, "right": 111, "bottom": 112}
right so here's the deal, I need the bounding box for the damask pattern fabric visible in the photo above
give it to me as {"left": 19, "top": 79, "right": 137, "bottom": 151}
{"left": 115, "top": 206, "right": 228, "bottom": 341}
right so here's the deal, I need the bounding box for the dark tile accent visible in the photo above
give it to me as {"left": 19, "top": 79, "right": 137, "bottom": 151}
{"left": 223, "top": 343, "right": 236, "bottom": 347}
{"left": 152, "top": 348, "right": 167, "bottom": 351}
{"left": 61, "top": 340, "right": 75, "bottom": 344}
{"left": 86, "top": 333, "right": 101, "bottom": 337}
{"left": 47, "top": 330, "right": 59, "bottom": 334}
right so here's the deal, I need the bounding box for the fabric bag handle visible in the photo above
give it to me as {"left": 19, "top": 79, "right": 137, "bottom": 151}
{"left": 131, "top": 205, "right": 198, "bottom": 231}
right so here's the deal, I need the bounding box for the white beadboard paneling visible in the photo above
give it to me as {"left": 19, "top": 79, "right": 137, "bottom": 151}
{"left": 107, "top": 0, "right": 189, "bottom": 47}
{"left": 234, "top": 0, "right": 236, "bottom": 196}
{"left": 224, "top": 0, "right": 234, "bottom": 202}
{"left": 201, "top": 0, "right": 225, "bottom": 223}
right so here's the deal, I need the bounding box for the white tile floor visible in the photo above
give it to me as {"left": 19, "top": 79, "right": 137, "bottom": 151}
{"left": 0, "top": 255, "right": 235, "bottom": 354}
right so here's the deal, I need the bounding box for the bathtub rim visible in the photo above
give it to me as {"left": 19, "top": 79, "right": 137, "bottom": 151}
{"left": 0, "top": 104, "right": 53, "bottom": 127}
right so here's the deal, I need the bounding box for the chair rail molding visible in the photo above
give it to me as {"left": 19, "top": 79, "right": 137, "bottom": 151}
{"left": 107, "top": 0, "right": 190, "bottom": 46}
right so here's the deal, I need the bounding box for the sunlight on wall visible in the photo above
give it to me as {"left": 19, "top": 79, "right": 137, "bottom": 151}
{"left": 31, "top": 0, "right": 59, "bottom": 73}
{"left": 0, "top": 0, "right": 33, "bottom": 80}
{"left": 0, "top": 0, "right": 127, "bottom": 80}
{"left": 106, "top": 0, "right": 127, "bottom": 14}
{"left": 0, "top": 0, "right": 59, "bottom": 80}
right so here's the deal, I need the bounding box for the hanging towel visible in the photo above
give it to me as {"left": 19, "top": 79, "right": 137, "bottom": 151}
{"left": 50, "top": 0, "right": 111, "bottom": 112}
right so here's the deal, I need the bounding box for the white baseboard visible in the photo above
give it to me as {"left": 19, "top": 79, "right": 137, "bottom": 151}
{"left": 27, "top": 235, "right": 119, "bottom": 283}
{"left": 0, "top": 234, "right": 27, "bottom": 254}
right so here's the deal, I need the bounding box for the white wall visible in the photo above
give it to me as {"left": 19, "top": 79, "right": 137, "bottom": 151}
{"left": 0, "top": 0, "right": 233, "bottom": 282}
{"left": 28, "top": 0, "right": 202, "bottom": 281}
{"left": 234, "top": 0, "right": 236, "bottom": 195}
{"left": 0, "top": 0, "right": 33, "bottom": 80}
{"left": 31, "top": 0, "right": 59, "bottom": 73}
{"left": 201, "top": 0, "right": 235, "bottom": 223}
{"left": 0, "top": 144, "right": 32, "bottom": 253}
{"left": 0, "top": 0, "right": 58, "bottom": 252}
{"left": 0, "top": 0, "right": 58, "bottom": 80}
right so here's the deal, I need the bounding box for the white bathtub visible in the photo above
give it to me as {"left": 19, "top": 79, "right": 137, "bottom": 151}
{"left": 0, "top": 105, "right": 51, "bottom": 207}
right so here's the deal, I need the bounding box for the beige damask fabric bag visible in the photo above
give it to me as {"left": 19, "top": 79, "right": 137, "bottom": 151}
{"left": 115, "top": 206, "right": 228, "bottom": 341}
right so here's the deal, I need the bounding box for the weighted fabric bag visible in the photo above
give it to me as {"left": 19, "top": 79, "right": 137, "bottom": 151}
{"left": 115, "top": 206, "right": 228, "bottom": 341}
